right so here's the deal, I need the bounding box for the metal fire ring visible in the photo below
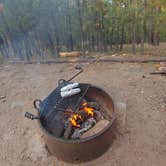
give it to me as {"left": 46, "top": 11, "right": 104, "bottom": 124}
{"left": 37, "top": 84, "right": 115, "bottom": 162}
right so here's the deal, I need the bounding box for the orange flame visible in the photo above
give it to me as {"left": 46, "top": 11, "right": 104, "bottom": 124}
{"left": 69, "top": 102, "right": 95, "bottom": 127}
{"left": 70, "top": 114, "right": 83, "bottom": 128}
{"left": 82, "top": 102, "right": 94, "bottom": 117}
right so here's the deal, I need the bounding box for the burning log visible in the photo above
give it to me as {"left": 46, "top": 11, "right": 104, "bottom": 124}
{"left": 88, "top": 102, "right": 100, "bottom": 110}
{"left": 64, "top": 100, "right": 101, "bottom": 140}
{"left": 77, "top": 110, "right": 88, "bottom": 121}
{"left": 82, "top": 101, "right": 94, "bottom": 117}
{"left": 83, "top": 118, "right": 96, "bottom": 129}
{"left": 69, "top": 114, "right": 83, "bottom": 128}
{"left": 63, "top": 99, "right": 109, "bottom": 140}
{"left": 71, "top": 118, "right": 96, "bottom": 139}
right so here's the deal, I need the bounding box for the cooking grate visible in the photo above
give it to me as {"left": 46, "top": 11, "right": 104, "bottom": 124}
{"left": 40, "top": 82, "right": 90, "bottom": 121}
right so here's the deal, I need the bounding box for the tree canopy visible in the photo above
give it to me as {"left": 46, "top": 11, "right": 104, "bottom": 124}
{"left": 0, "top": 0, "right": 165, "bottom": 60}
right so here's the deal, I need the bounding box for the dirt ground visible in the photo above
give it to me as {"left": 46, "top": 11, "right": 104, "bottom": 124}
{"left": 0, "top": 62, "right": 166, "bottom": 166}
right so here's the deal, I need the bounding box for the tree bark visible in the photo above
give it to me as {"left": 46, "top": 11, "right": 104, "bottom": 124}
{"left": 66, "top": 0, "right": 74, "bottom": 51}
{"left": 131, "top": 20, "right": 136, "bottom": 54}
{"left": 120, "top": 25, "right": 124, "bottom": 51}
{"left": 77, "top": 0, "right": 85, "bottom": 53}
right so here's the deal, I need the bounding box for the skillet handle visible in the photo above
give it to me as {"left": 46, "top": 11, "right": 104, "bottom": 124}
{"left": 25, "top": 112, "right": 40, "bottom": 120}
{"left": 33, "top": 99, "right": 42, "bottom": 112}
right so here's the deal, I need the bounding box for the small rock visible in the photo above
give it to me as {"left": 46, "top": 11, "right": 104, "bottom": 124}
{"left": 141, "top": 91, "right": 144, "bottom": 94}
{"left": 115, "top": 102, "right": 127, "bottom": 134}
{"left": 80, "top": 120, "right": 110, "bottom": 139}
{"left": 59, "top": 69, "right": 64, "bottom": 73}
{"left": 0, "top": 96, "right": 6, "bottom": 100}
{"left": 11, "top": 101, "right": 24, "bottom": 109}
{"left": 142, "top": 75, "right": 146, "bottom": 78}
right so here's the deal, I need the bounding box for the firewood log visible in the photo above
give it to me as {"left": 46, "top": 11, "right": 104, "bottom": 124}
{"left": 59, "top": 51, "right": 81, "bottom": 58}
{"left": 158, "top": 67, "right": 166, "bottom": 72}
{"left": 160, "top": 62, "right": 166, "bottom": 67}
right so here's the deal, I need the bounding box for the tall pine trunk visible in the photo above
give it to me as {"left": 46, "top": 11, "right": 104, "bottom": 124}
{"left": 120, "top": 25, "right": 124, "bottom": 51}
{"left": 131, "top": 19, "right": 136, "bottom": 54}
{"left": 77, "top": 0, "right": 85, "bottom": 53}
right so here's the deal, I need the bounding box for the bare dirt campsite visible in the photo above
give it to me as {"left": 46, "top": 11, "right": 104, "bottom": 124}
{"left": 0, "top": 0, "right": 166, "bottom": 165}
{"left": 0, "top": 61, "right": 166, "bottom": 166}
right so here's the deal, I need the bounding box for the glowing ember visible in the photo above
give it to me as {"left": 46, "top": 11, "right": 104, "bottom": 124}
{"left": 70, "top": 114, "right": 83, "bottom": 128}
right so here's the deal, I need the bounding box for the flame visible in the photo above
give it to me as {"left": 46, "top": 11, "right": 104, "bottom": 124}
{"left": 70, "top": 114, "right": 83, "bottom": 128}
{"left": 82, "top": 102, "right": 94, "bottom": 117}
{"left": 69, "top": 102, "right": 95, "bottom": 127}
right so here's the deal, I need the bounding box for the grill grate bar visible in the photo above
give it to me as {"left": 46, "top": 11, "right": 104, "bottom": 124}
{"left": 41, "top": 83, "right": 91, "bottom": 125}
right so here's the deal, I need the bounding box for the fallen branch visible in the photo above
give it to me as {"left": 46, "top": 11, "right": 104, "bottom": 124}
{"left": 0, "top": 96, "right": 6, "bottom": 100}
{"left": 150, "top": 71, "right": 166, "bottom": 75}
{"left": 8, "top": 57, "right": 166, "bottom": 65}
